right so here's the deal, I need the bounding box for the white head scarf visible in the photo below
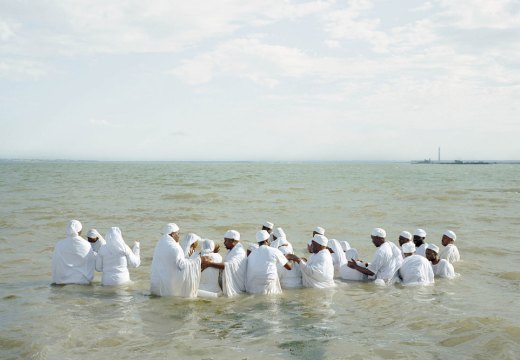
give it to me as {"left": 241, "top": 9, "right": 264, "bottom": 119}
{"left": 340, "top": 241, "right": 351, "bottom": 252}
{"left": 200, "top": 239, "right": 215, "bottom": 256}
{"left": 105, "top": 227, "right": 127, "bottom": 255}
{"left": 66, "top": 220, "right": 82, "bottom": 237}
{"left": 163, "top": 223, "right": 179, "bottom": 235}
{"left": 180, "top": 233, "right": 201, "bottom": 257}
{"left": 329, "top": 238, "right": 347, "bottom": 267}
{"left": 346, "top": 248, "right": 359, "bottom": 260}
{"left": 271, "top": 227, "right": 287, "bottom": 248}
{"left": 87, "top": 229, "right": 102, "bottom": 239}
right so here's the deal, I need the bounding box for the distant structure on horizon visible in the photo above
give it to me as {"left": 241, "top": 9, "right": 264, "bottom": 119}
{"left": 412, "top": 147, "right": 496, "bottom": 165}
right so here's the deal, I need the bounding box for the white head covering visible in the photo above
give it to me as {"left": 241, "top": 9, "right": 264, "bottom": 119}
{"left": 426, "top": 243, "right": 440, "bottom": 253}
{"left": 87, "top": 229, "right": 101, "bottom": 239}
{"left": 444, "top": 230, "right": 456, "bottom": 241}
{"left": 413, "top": 228, "right": 427, "bottom": 237}
{"left": 66, "top": 220, "right": 82, "bottom": 236}
{"left": 273, "top": 227, "right": 286, "bottom": 239}
{"left": 262, "top": 221, "right": 274, "bottom": 230}
{"left": 340, "top": 241, "right": 351, "bottom": 252}
{"left": 400, "top": 231, "right": 412, "bottom": 240}
{"left": 346, "top": 248, "right": 359, "bottom": 260}
{"left": 313, "top": 226, "right": 325, "bottom": 235}
{"left": 371, "top": 228, "right": 386, "bottom": 238}
{"left": 163, "top": 223, "right": 179, "bottom": 235}
{"left": 105, "top": 227, "right": 126, "bottom": 254}
{"left": 200, "top": 239, "right": 215, "bottom": 256}
{"left": 180, "top": 233, "right": 201, "bottom": 257}
{"left": 402, "top": 242, "right": 416, "bottom": 254}
{"left": 312, "top": 234, "right": 328, "bottom": 247}
{"left": 224, "top": 230, "right": 240, "bottom": 240}
{"left": 256, "top": 230, "right": 270, "bottom": 242}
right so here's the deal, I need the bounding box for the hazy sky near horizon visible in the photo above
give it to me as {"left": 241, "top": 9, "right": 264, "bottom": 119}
{"left": 1, "top": 0, "right": 519, "bottom": 161}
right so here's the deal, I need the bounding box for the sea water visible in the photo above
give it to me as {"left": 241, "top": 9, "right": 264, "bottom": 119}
{"left": 0, "top": 161, "right": 519, "bottom": 359}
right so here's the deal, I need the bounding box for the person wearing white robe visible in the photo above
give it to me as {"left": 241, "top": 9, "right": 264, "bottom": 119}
{"left": 271, "top": 227, "right": 294, "bottom": 254}
{"left": 246, "top": 230, "right": 291, "bottom": 294}
{"left": 439, "top": 230, "right": 460, "bottom": 264}
{"left": 287, "top": 235, "right": 335, "bottom": 289}
{"left": 198, "top": 239, "right": 223, "bottom": 297}
{"left": 95, "top": 227, "right": 140, "bottom": 286}
{"left": 180, "top": 233, "right": 201, "bottom": 259}
{"left": 425, "top": 244, "right": 456, "bottom": 279}
{"left": 347, "top": 228, "right": 403, "bottom": 284}
{"left": 247, "top": 243, "right": 259, "bottom": 256}
{"left": 86, "top": 229, "right": 106, "bottom": 254}
{"left": 398, "top": 242, "right": 434, "bottom": 286}
{"left": 413, "top": 228, "right": 429, "bottom": 257}
{"left": 150, "top": 223, "right": 201, "bottom": 298}
{"left": 340, "top": 248, "right": 368, "bottom": 281}
{"left": 201, "top": 230, "right": 247, "bottom": 297}
{"left": 328, "top": 239, "right": 347, "bottom": 277}
{"left": 278, "top": 246, "right": 302, "bottom": 289}
{"left": 52, "top": 220, "right": 96, "bottom": 285}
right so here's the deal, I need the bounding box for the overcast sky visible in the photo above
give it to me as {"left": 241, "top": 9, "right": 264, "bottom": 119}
{"left": 1, "top": 0, "right": 519, "bottom": 161}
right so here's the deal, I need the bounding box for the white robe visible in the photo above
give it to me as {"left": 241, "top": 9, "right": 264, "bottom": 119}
{"left": 398, "top": 254, "right": 434, "bottom": 286}
{"left": 52, "top": 234, "right": 96, "bottom": 285}
{"left": 340, "top": 260, "right": 369, "bottom": 281}
{"left": 432, "top": 259, "right": 456, "bottom": 279}
{"left": 96, "top": 241, "right": 140, "bottom": 286}
{"left": 300, "top": 249, "right": 335, "bottom": 288}
{"left": 439, "top": 244, "right": 460, "bottom": 264}
{"left": 199, "top": 252, "right": 223, "bottom": 295}
{"left": 150, "top": 234, "right": 201, "bottom": 298}
{"left": 328, "top": 239, "right": 347, "bottom": 278}
{"left": 246, "top": 245, "right": 287, "bottom": 294}
{"left": 222, "top": 243, "right": 247, "bottom": 297}
{"left": 415, "top": 243, "right": 428, "bottom": 257}
{"left": 367, "top": 242, "right": 403, "bottom": 283}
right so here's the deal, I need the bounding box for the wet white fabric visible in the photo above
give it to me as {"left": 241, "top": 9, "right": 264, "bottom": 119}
{"left": 86, "top": 229, "right": 106, "bottom": 253}
{"left": 367, "top": 242, "right": 403, "bottom": 283}
{"left": 180, "top": 233, "right": 201, "bottom": 258}
{"left": 328, "top": 239, "right": 347, "bottom": 277}
{"left": 416, "top": 243, "right": 429, "bottom": 257}
{"left": 444, "top": 230, "right": 457, "bottom": 241}
{"left": 432, "top": 259, "right": 456, "bottom": 279}
{"left": 96, "top": 227, "right": 140, "bottom": 286}
{"left": 52, "top": 220, "right": 96, "bottom": 285}
{"left": 439, "top": 244, "right": 460, "bottom": 264}
{"left": 150, "top": 233, "right": 201, "bottom": 298}
{"left": 246, "top": 245, "right": 287, "bottom": 294}
{"left": 340, "top": 241, "right": 351, "bottom": 252}
{"left": 163, "top": 223, "right": 179, "bottom": 235}
{"left": 278, "top": 246, "right": 302, "bottom": 288}
{"left": 398, "top": 254, "right": 434, "bottom": 286}
{"left": 222, "top": 243, "right": 247, "bottom": 297}
{"left": 300, "top": 249, "right": 335, "bottom": 288}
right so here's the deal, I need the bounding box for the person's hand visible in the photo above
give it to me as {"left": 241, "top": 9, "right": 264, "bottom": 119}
{"left": 214, "top": 244, "right": 220, "bottom": 253}
{"left": 347, "top": 259, "right": 356, "bottom": 268}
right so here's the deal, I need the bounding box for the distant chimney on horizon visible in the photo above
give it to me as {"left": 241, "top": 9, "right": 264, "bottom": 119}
{"left": 438, "top": 147, "right": 441, "bottom": 162}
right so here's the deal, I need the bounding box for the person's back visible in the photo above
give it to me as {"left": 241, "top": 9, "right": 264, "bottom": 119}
{"left": 278, "top": 247, "right": 302, "bottom": 289}
{"left": 150, "top": 234, "right": 181, "bottom": 296}
{"left": 198, "top": 239, "right": 222, "bottom": 295}
{"left": 246, "top": 244, "right": 287, "bottom": 294}
{"left": 340, "top": 248, "right": 368, "bottom": 281}
{"left": 368, "top": 242, "right": 401, "bottom": 282}
{"left": 52, "top": 220, "right": 95, "bottom": 285}
{"left": 432, "top": 258, "right": 456, "bottom": 279}
{"left": 399, "top": 254, "right": 434, "bottom": 285}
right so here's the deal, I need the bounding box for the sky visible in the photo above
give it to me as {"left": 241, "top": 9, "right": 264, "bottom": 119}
{"left": 1, "top": 0, "right": 519, "bottom": 161}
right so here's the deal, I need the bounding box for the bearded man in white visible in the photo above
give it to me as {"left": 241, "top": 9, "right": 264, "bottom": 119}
{"left": 246, "top": 230, "right": 291, "bottom": 295}
{"left": 426, "top": 244, "right": 456, "bottom": 279}
{"left": 52, "top": 220, "right": 96, "bottom": 285}
{"left": 439, "top": 230, "right": 460, "bottom": 264}
{"left": 150, "top": 223, "right": 201, "bottom": 298}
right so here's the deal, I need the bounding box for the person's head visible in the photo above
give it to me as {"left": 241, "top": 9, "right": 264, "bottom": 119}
{"left": 262, "top": 221, "right": 274, "bottom": 234}
{"left": 86, "top": 229, "right": 101, "bottom": 243}
{"left": 256, "top": 230, "right": 270, "bottom": 246}
{"left": 413, "top": 228, "right": 427, "bottom": 247}
{"left": 200, "top": 239, "right": 215, "bottom": 256}
{"left": 163, "top": 223, "right": 180, "bottom": 242}
{"left": 312, "top": 226, "right": 325, "bottom": 237}
{"left": 370, "top": 228, "right": 386, "bottom": 247}
{"left": 272, "top": 227, "right": 285, "bottom": 242}
{"left": 66, "top": 219, "right": 82, "bottom": 237}
{"left": 311, "top": 235, "right": 328, "bottom": 253}
{"left": 425, "top": 244, "right": 440, "bottom": 262}
{"left": 340, "top": 241, "right": 351, "bottom": 252}
{"left": 401, "top": 241, "right": 416, "bottom": 257}
{"left": 224, "top": 230, "right": 240, "bottom": 250}
{"left": 442, "top": 230, "right": 456, "bottom": 247}
{"left": 399, "top": 230, "right": 412, "bottom": 247}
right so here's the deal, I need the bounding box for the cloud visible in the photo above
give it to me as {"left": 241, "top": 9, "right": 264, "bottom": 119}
{"left": 0, "top": 59, "right": 46, "bottom": 80}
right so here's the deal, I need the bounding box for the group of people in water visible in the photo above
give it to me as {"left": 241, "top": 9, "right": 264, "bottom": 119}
{"left": 51, "top": 220, "right": 460, "bottom": 298}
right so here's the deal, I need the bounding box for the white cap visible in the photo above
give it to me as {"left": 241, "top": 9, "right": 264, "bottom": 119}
{"left": 256, "top": 230, "right": 270, "bottom": 242}
{"left": 273, "top": 227, "right": 286, "bottom": 238}
{"left": 371, "top": 228, "right": 386, "bottom": 238}
{"left": 87, "top": 229, "right": 101, "bottom": 238}
{"left": 262, "top": 221, "right": 274, "bottom": 229}
{"left": 402, "top": 242, "right": 416, "bottom": 253}
{"left": 313, "top": 226, "right": 325, "bottom": 235}
{"left": 163, "top": 223, "right": 179, "bottom": 235}
{"left": 426, "top": 243, "right": 439, "bottom": 253}
{"left": 224, "top": 230, "right": 240, "bottom": 240}
{"left": 413, "top": 228, "right": 427, "bottom": 237}
{"left": 312, "top": 234, "right": 328, "bottom": 247}
{"left": 443, "top": 230, "right": 456, "bottom": 241}
{"left": 399, "top": 231, "right": 412, "bottom": 240}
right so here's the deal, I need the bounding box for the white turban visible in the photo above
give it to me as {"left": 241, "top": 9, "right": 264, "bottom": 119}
{"left": 200, "top": 239, "right": 215, "bottom": 255}
{"left": 413, "top": 228, "right": 427, "bottom": 237}
{"left": 256, "top": 230, "right": 270, "bottom": 242}
{"left": 273, "top": 227, "right": 286, "bottom": 239}
{"left": 163, "top": 223, "right": 179, "bottom": 235}
{"left": 66, "top": 220, "right": 82, "bottom": 236}
{"left": 262, "top": 221, "right": 274, "bottom": 229}
{"left": 87, "top": 229, "right": 101, "bottom": 239}
{"left": 402, "top": 242, "right": 416, "bottom": 254}
{"left": 340, "top": 240, "right": 351, "bottom": 252}
{"left": 224, "top": 230, "right": 240, "bottom": 241}
{"left": 444, "top": 230, "right": 456, "bottom": 241}
{"left": 346, "top": 248, "right": 359, "bottom": 260}
{"left": 371, "top": 228, "right": 386, "bottom": 238}
{"left": 400, "top": 231, "right": 412, "bottom": 240}
{"left": 105, "top": 227, "right": 126, "bottom": 254}
{"left": 314, "top": 226, "right": 325, "bottom": 235}
{"left": 426, "top": 243, "right": 439, "bottom": 253}
{"left": 180, "top": 233, "right": 201, "bottom": 257}
{"left": 312, "top": 234, "right": 328, "bottom": 247}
